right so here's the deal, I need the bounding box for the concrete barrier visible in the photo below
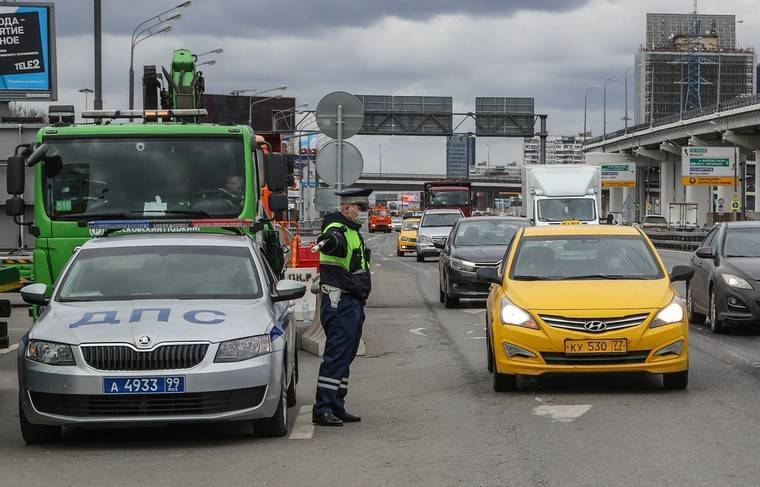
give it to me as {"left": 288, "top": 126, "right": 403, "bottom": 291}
{"left": 644, "top": 228, "right": 708, "bottom": 252}
{"left": 301, "top": 288, "right": 365, "bottom": 357}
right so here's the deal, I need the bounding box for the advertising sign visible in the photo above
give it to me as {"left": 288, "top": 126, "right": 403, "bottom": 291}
{"left": 0, "top": 2, "right": 56, "bottom": 101}
{"left": 601, "top": 163, "right": 636, "bottom": 188}
{"left": 681, "top": 147, "right": 737, "bottom": 185}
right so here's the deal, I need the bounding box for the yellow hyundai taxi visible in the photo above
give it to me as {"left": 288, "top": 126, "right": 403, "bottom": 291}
{"left": 397, "top": 217, "right": 420, "bottom": 256}
{"left": 477, "top": 225, "right": 694, "bottom": 391}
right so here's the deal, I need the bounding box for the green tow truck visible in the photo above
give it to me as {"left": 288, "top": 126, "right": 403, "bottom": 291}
{"left": 3, "top": 49, "right": 289, "bottom": 326}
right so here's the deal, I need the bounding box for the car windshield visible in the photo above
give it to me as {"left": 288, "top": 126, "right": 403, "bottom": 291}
{"left": 422, "top": 213, "right": 461, "bottom": 227}
{"left": 453, "top": 220, "right": 529, "bottom": 246}
{"left": 537, "top": 198, "right": 596, "bottom": 222}
{"left": 42, "top": 137, "right": 247, "bottom": 221}
{"left": 429, "top": 190, "right": 469, "bottom": 206}
{"left": 402, "top": 219, "right": 420, "bottom": 231}
{"left": 56, "top": 245, "right": 262, "bottom": 301}
{"left": 644, "top": 216, "right": 668, "bottom": 225}
{"left": 511, "top": 236, "right": 663, "bottom": 280}
{"left": 374, "top": 209, "right": 389, "bottom": 216}
{"left": 724, "top": 228, "right": 760, "bottom": 258}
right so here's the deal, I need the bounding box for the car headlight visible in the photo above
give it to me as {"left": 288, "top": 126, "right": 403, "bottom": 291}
{"left": 500, "top": 297, "right": 539, "bottom": 329}
{"left": 26, "top": 340, "right": 75, "bottom": 365}
{"left": 450, "top": 257, "right": 477, "bottom": 272}
{"left": 418, "top": 235, "right": 432, "bottom": 244}
{"left": 721, "top": 273, "right": 753, "bottom": 290}
{"left": 215, "top": 335, "right": 271, "bottom": 362}
{"left": 401, "top": 236, "right": 414, "bottom": 242}
{"left": 650, "top": 297, "right": 685, "bottom": 328}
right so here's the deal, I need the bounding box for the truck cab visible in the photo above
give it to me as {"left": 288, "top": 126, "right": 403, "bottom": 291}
{"left": 522, "top": 165, "right": 601, "bottom": 226}
{"left": 369, "top": 205, "right": 392, "bottom": 233}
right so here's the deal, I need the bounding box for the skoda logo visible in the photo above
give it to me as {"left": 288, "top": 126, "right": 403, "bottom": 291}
{"left": 136, "top": 335, "right": 152, "bottom": 348}
{"left": 584, "top": 321, "right": 608, "bottom": 332}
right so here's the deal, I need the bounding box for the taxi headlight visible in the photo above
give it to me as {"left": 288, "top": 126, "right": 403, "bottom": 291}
{"left": 26, "top": 340, "right": 75, "bottom": 365}
{"left": 721, "top": 273, "right": 753, "bottom": 289}
{"left": 650, "top": 298, "right": 685, "bottom": 328}
{"left": 215, "top": 335, "right": 271, "bottom": 362}
{"left": 401, "top": 236, "right": 414, "bottom": 242}
{"left": 450, "top": 257, "right": 477, "bottom": 272}
{"left": 500, "top": 297, "right": 539, "bottom": 330}
{"left": 418, "top": 235, "right": 432, "bottom": 244}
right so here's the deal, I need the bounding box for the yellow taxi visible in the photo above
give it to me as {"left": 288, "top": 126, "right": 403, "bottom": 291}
{"left": 397, "top": 217, "right": 420, "bottom": 256}
{"left": 477, "top": 225, "right": 694, "bottom": 391}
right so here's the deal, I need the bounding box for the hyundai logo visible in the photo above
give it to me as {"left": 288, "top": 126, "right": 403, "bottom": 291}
{"left": 136, "top": 335, "right": 152, "bottom": 347}
{"left": 584, "top": 321, "right": 608, "bottom": 332}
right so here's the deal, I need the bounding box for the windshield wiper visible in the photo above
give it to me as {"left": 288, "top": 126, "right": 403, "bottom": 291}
{"left": 513, "top": 275, "right": 553, "bottom": 281}
{"left": 158, "top": 209, "right": 213, "bottom": 218}
{"left": 60, "top": 211, "right": 135, "bottom": 221}
{"left": 560, "top": 274, "right": 638, "bottom": 280}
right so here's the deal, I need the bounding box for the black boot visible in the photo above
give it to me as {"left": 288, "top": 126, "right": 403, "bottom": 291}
{"left": 335, "top": 411, "right": 361, "bottom": 423}
{"left": 312, "top": 411, "right": 343, "bottom": 426}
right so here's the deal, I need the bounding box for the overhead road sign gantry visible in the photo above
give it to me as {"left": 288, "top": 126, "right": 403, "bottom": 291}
{"left": 354, "top": 95, "right": 453, "bottom": 136}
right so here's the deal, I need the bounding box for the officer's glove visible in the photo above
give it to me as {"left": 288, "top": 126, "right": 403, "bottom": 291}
{"left": 317, "top": 231, "right": 343, "bottom": 255}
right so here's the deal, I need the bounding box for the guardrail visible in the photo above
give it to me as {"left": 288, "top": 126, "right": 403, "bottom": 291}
{"left": 643, "top": 228, "right": 708, "bottom": 252}
{"left": 359, "top": 173, "right": 521, "bottom": 183}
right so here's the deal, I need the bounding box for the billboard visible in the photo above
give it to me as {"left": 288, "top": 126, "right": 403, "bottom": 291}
{"left": 202, "top": 94, "right": 295, "bottom": 132}
{"left": 681, "top": 146, "right": 737, "bottom": 185}
{"left": 0, "top": 2, "right": 56, "bottom": 101}
{"left": 475, "top": 97, "right": 534, "bottom": 137}
{"left": 601, "top": 163, "right": 636, "bottom": 188}
{"left": 355, "top": 95, "right": 453, "bottom": 136}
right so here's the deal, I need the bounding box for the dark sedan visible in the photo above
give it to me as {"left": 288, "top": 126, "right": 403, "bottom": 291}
{"left": 688, "top": 221, "right": 760, "bottom": 333}
{"left": 436, "top": 216, "right": 531, "bottom": 308}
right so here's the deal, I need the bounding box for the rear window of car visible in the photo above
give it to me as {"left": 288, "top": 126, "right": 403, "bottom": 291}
{"left": 56, "top": 245, "right": 262, "bottom": 301}
{"left": 421, "top": 212, "right": 462, "bottom": 227}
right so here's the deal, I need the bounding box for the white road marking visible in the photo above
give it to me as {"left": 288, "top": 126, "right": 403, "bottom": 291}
{"left": 375, "top": 263, "right": 382, "bottom": 267}
{"left": 409, "top": 328, "right": 427, "bottom": 336}
{"left": 462, "top": 310, "right": 485, "bottom": 315}
{"left": 465, "top": 336, "right": 485, "bottom": 339}
{"left": 532, "top": 404, "right": 592, "bottom": 423}
{"left": 0, "top": 343, "right": 19, "bottom": 354}
{"left": 288, "top": 405, "right": 315, "bottom": 440}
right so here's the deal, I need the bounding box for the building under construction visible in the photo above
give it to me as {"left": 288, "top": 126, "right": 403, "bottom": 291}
{"left": 634, "top": 12, "right": 756, "bottom": 125}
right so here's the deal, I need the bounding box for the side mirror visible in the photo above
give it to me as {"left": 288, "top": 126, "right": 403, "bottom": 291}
{"left": 6, "top": 154, "right": 25, "bottom": 195}
{"left": 476, "top": 267, "right": 502, "bottom": 285}
{"left": 5, "top": 196, "right": 24, "bottom": 216}
{"left": 669, "top": 265, "right": 695, "bottom": 283}
{"left": 25, "top": 143, "right": 49, "bottom": 167}
{"left": 272, "top": 279, "right": 306, "bottom": 303}
{"left": 269, "top": 193, "right": 288, "bottom": 212}
{"left": 20, "top": 283, "right": 50, "bottom": 306}
{"left": 264, "top": 152, "right": 286, "bottom": 193}
{"left": 433, "top": 240, "right": 445, "bottom": 250}
{"left": 695, "top": 246, "right": 715, "bottom": 259}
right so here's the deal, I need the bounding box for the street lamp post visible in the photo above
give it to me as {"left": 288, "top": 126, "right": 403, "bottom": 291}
{"left": 196, "top": 60, "right": 216, "bottom": 68}
{"left": 623, "top": 66, "right": 635, "bottom": 133}
{"left": 583, "top": 86, "right": 600, "bottom": 145}
{"left": 129, "top": 1, "right": 191, "bottom": 110}
{"left": 272, "top": 103, "right": 308, "bottom": 132}
{"left": 249, "top": 95, "right": 282, "bottom": 128}
{"left": 603, "top": 76, "right": 619, "bottom": 140}
{"left": 78, "top": 88, "right": 94, "bottom": 110}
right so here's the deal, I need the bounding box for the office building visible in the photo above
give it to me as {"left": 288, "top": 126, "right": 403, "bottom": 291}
{"left": 523, "top": 135, "right": 585, "bottom": 165}
{"left": 446, "top": 135, "right": 475, "bottom": 178}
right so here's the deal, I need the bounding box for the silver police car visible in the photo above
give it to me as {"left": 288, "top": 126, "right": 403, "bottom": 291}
{"left": 18, "top": 233, "right": 305, "bottom": 443}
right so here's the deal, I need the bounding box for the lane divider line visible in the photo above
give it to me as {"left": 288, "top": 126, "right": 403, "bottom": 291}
{"left": 288, "top": 405, "right": 315, "bottom": 440}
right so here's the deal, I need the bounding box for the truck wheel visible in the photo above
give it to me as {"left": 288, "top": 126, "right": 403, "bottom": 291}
{"left": 19, "top": 397, "right": 61, "bottom": 444}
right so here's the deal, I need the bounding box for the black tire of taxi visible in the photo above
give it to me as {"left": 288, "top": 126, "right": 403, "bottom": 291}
{"left": 687, "top": 285, "right": 706, "bottom": 325}
{"left": 19, "top": 397, "right": 61, "bottom": 444}
{"left": 663, "top": 369, "right": 688, "bottom": 390}
{"left": 397, "top": 250, "right": 403, "bottom": 257}
{"left": 254, "top": 365, "right": 288, "bottom": 437}
{"left": 491, "top": 345, "right": 517, "bottom": 392}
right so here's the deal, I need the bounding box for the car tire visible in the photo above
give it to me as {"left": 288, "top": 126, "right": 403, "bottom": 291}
{"left": 663, "top": 369, "right": 688, "bottom": 390}
{"left": 397, "top": 250, "right": 403, "bottom": 257}
{"left": 486, "top": 332, "right": 494, "bottom": 373}
{"left": 416, "top": 254, "right": 424, "bottom": 262}
{"left": 286, "top": 353, "right": 297, "bottom": 408}
{"left": 709, "top": 288, "right": 726, "bottom": 334}
{"left": 444, "top": 293, "right": 459, "bottom": 309}
{"left": 439, "top": 282, "right": 445, "bottom": 303}
{"left": 687, "top": 285, "right": 706, "bottom": 325}
{"left": 493, "top": 367, "right": 517, "bottom": 392}
{"left": 254, "top": 365, "right": 288, "bottom": 437}
{"left": 19, "top": 397, "right": 61, "bottom": 444}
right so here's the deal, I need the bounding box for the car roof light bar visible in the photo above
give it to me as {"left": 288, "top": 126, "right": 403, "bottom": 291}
{"left": 81, "top": 109, "right": 208, "bottom": 119}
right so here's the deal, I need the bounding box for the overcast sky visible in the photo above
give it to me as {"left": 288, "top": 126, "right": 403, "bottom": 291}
{"left": 47, "top": 0, "right": 760, "bottom": 173}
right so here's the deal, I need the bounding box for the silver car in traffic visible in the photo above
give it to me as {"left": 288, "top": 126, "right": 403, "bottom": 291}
{"left": 17, "top": 233, "right": 305, "bottom": 443}
{"left": 416, "top": 208, "right": 464, "bottom": 262}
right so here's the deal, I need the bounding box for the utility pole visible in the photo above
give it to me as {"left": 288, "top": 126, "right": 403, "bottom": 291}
{"left": 93, "top": 0, "right": 103, "bottom": 109}
{"left": 378, "top": 144, "right": 382, "bottom": 175}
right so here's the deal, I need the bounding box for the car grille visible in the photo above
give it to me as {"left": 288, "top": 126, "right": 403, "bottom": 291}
{"left": 541, "top": 351, "right": 651, "bottom": 365}
{"left": 81, "top": 343, "right": 209, "bottom": 371}
{"left": 539, "top": 313, "right": 650, "bottom": 333}
{"left": 30, "top": 387, "right": 267, "bottom": 417}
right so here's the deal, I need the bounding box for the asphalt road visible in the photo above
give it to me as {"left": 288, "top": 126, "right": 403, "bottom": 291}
{"left": 1, "top": 235, "right": 760, "bottom": 486}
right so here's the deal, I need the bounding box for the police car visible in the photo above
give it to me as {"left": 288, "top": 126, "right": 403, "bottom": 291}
{"left": 17, "top": 226, "right": 305, "bottom": 443}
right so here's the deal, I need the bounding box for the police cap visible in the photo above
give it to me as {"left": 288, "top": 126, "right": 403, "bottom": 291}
{"left": 336, "top": 187, "right": 373, "bottom": 208}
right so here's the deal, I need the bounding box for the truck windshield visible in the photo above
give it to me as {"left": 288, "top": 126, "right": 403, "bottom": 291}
{"left": 537, "top": 198, "right": 596, "bottom": 222}
{"left": 41, "top": 137, "right": 246, "bottom": 220}
{"left": 430, "top": 190, "right": 468, "bottom": 206}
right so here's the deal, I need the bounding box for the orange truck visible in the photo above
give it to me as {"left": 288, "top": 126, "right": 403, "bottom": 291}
{"left": 368, "top": 205, "right": 392, "bottom": 233}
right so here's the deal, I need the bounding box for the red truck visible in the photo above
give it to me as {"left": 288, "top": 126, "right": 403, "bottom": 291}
{"left": 423, "top": 181, "right": 472, "bottom": 217}
{"left": 368, "top": 205, "right": 393, "bottom": 233}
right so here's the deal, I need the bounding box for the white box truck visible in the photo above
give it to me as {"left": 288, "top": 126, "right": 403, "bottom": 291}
{"left": 522, "top": 165, "right": 602, "bottom": 226}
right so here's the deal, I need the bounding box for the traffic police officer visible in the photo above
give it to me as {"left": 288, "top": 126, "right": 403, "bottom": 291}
{"left": 312, "top": 187, "right": 373, "bottom": 426}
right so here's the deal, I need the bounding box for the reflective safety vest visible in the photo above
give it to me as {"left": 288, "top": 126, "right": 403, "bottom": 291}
{"left": 319, "top": 221, "right": 371, "bottom": 298}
